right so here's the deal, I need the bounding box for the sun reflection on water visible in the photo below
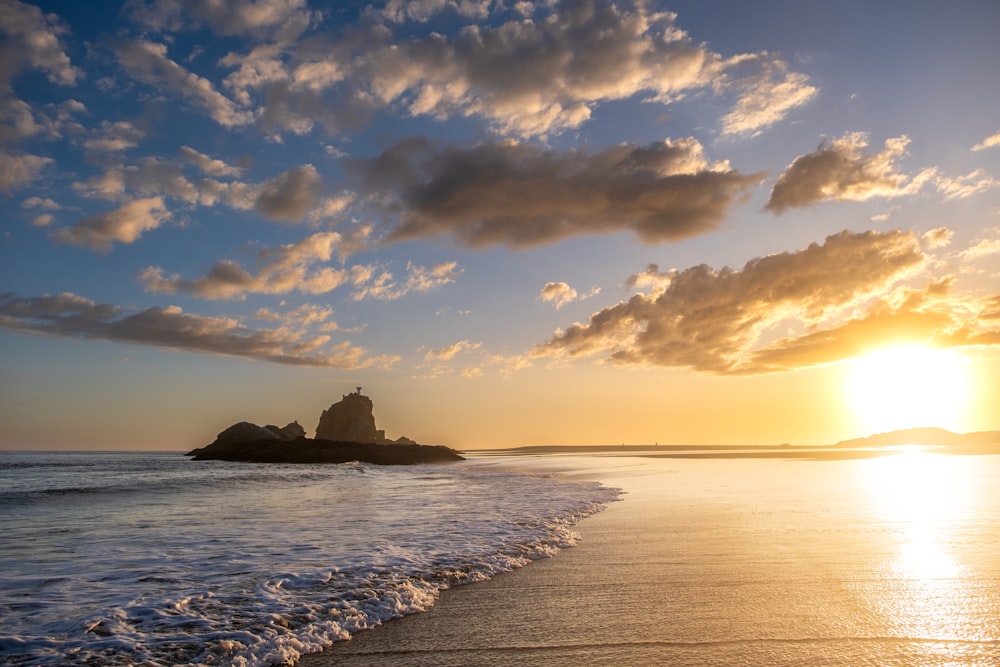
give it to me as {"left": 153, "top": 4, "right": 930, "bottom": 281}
{"left": 868, "top": 451, "right": 966, "bottom": 580}
{"left": 860, "top": 451, "right": 976, "bottom": 639}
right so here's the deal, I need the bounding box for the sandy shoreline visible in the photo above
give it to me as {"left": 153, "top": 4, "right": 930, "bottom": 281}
{"left": 297, "top": 452, "right": 1000, "bottom": 666}
{"left": 297, "top": 455, "right": 645, "bottom": 666}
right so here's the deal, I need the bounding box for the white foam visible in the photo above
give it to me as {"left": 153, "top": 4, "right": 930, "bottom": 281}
{"left": 0, "top": 453, "right": 620, "bottom": 665}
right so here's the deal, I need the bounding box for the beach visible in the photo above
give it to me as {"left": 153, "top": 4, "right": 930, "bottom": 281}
{"left": 301, "top": 452, "right": 1000, "bottom": 666}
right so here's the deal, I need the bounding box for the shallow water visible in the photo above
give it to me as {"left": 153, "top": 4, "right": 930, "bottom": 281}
{"left": 0, "top": 452, "right": 619, "bottom": 666}
{"left": 311, "top": 451, "right": 1000, "bottom": 666}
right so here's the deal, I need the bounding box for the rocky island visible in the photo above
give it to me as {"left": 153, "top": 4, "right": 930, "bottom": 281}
{"left": 187, "top": 388, "right": 463, "bottom": 465}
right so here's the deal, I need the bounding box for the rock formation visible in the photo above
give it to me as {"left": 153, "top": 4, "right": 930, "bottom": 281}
{"left": 206, "top": 420, "right": 304, "bottom": 448}
{"left": 186, "top": 389, "right": 461, "bottom": 464}
{"left": 315, "top": 390, "right": 385, "bottom": 443}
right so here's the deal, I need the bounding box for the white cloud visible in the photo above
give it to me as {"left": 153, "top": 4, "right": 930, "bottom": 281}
{"left": 219, "top": 0, "right": 813, "bottom": 140}
{"left": 767, "top": 133, "right": 935, "bottom": 213}
{"left": 0, "top": 150, "right": 52, "bottom": 193}
{"left": 972, "top": 131, "right": 1000, "bottom": 152}
{"left": 534, "top": 230, "right": 931, "bottom": 374}
{"left": 0, "top": 0, "right": 82, "bottom": 87}
{"left": 934, "top": 169, "right": 999, "bottom": 200}
{"left": 21, "top": 196, "right": 61, "bottom": 209}
{"left": 538, "top": 281, "right": 600, "bottom": 309}
{"left": 129, "top": 0, "right": 316, "bottom": 40}
{"left": 50, "top": 197, "right": 170, "bottom": 251}
{"left": 349, "top": 260, "right": 462, "bottom": 301}
{"left": 960, "top": 226, "right": 1000, "bottom": 261}
{"left": 922, "top": 227, "right": 953, "bottom": 249}
{"left": 423, "top": 339, "right": 481, "bottom": 362}
{"left": 177, "top": 145, "right": 244, "bottom": 177}
{"left": 140, "top": 231, "right": 348, "bottom": 300}
{"left": 115, "top": 40, "right": 253, "bottom": 128}
{"left": 83, "top": 120, "right": 145, "bottom": 152}
{"left": 720, "top": 59, "right": 817, "bottom": 136}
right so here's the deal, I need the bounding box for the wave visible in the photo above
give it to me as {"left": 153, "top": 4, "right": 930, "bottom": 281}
{"left": 0, "top": 459, "right": 620, "bottom": 666}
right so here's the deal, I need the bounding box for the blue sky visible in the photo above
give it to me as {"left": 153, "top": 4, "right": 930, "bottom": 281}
{"left": 2, "top": 0, "right": 999, "bottom": 449}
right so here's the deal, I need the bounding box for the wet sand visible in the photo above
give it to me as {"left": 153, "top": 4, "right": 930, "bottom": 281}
{"left": 297, "top": 451, "right": 1000, "bottom": 666}
{"left": 297, "top": 456, "right": 653, "bottom": 666}
{"left": 296, "top": 454, "right": 818, "bottom": 666}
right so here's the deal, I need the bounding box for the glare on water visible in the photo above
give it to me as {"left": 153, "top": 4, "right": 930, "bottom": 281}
{"left": 858, "top": 452, "right": 989, "bottom": 641}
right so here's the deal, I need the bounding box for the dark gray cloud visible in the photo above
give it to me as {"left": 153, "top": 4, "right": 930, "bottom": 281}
{"left": 254, "top": 164, "right": 323, "bottom": 221}
{"left": 0, "top": 291, "right": 397, "bottom": 369}
{"left": 361, "top": 137, "right": 763, "bottom": 248}
{"left": 533, "top": 230, "right": 939, "bottom": 374}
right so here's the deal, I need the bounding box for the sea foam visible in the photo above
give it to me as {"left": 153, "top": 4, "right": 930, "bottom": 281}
{"left": 0, "top": 452, "right": 620, "bottom": 666}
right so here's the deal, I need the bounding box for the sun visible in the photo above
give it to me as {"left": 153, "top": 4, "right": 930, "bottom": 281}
{"left": 846, "top": 344, "right": 970, "bottom": 435}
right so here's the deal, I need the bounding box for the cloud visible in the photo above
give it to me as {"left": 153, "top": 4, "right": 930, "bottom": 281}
{"left": 349, "top": 260, "right": 462, "bottom": 301}
{"left": 720, "top": 58, "right": 817, "bottom": 136}
{"left": 128, "top": 0, "right": 316, "bottom": 40}
{"left": 960, "top": 226, "right": 1000, "bottom": 261}
{"left": 254, "top": 163, "right": 322, "bottom": 221}
{"left": 254, "top": 302, "right": 363, "bottom": 334}
{"left": 50, "top": 197, "right": 170, "bottom": 251}
{"left": 83, "top": 120, "right": 145, "bottom": 152}
{"left": 533, "top": 229, "right": 932, "bottom": 374}
{"left": 0, "top": 291, "right": 396, "bottom": 369}
{"left": 0, "top": 151, "right": 52, "bottom": 192}
{"left": 177, "top": 145, "right": 244, "bottom": 177}
{"left": 933, "top": 168, "right": 999, "bottom": 200}
{"left": 21, "top": 196, "right": 61, "bottom": 209}
{"left": 114, "top": 40, "right": 252, "bottom": 127}
{"left": 377, "top": 0, "right": 491, "bottom": 23}
{"left": 0, "top": 0, "right": 82, "bottom": 87}
{"left": 746, "top": 283, "right": 1000, "bottom": 372}
{"left": 140, "top": 231, "right": 348, "bottom": 300}
{"left": 30, "top": 213, "right": 54, "bottom": 227}
{"left": 362, "top": 137, "right": 763, "bottom": 248}
{"left": 972, "top": 131, "right": 1000, "bottom": 152}
{"left": 423, "top": 339, "right": 481, "bottom": 362}
{"left": 766, "top": 133, "right": 935, "bottom": 213}
{"left": 204, "top": 0, "right": 811, "bottom": 140}
{"left": 538, "top": 281, "right": 600, "bottom": 309}
{"left": 624, "top": 263, "right": 675, "bottom": 293}
{"left": 922, "top": 227, "right": 953, "bottom": 249}
{"left": 352, "top": 0, "right": 813, "bottom": 138}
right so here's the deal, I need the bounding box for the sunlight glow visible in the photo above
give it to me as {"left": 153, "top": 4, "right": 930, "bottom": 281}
{"left": 859, "top": 452, "right": 979, "bottom": 639}
{"left": 846, "top": 345, "right": 969, "bottom": 435}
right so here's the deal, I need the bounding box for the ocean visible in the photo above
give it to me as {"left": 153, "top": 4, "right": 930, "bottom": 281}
{"left": 4, "top": 449, "right": 1000, "bottom": 667}
{"left": 0, "top": 451, "right": 619, "bottom": 666}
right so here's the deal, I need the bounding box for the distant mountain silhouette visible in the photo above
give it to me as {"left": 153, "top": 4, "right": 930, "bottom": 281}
{"left": 834, "top": 427, "right": 1000, "bottom": 449}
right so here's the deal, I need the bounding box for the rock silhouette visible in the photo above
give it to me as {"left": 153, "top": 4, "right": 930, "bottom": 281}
{"left": 187, "top": 389, "right": 462, "bottom": 464}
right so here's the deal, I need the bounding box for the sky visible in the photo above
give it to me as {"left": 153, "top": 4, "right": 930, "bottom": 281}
{"left": 1, "top": 0, "right": 999, "bottom": 451}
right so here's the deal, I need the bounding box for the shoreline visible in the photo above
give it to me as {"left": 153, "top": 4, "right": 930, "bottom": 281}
{"left": 296, "top": 451, "right": 1000, "bottom": 666}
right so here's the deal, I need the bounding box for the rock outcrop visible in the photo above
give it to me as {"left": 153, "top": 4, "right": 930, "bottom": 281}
{"left": 315, "top": 391, "right": 385, "bottom": 443}
{"left": 186, "top": 390, "right": 462, "bottom": 465}
{"left": 202, "top": 420, "right": 304, "bottom": 449}
{"left": 187, "top": 438, "right": 464, "bottom": 464}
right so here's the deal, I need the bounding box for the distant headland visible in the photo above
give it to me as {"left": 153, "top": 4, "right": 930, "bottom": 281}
{"left": 187, "top": 388, "right": 464, "bottom": 464}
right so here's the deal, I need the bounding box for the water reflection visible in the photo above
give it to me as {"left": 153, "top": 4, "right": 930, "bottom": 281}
{"left": 861, "top": 452, "right": 976, "bottom": 640}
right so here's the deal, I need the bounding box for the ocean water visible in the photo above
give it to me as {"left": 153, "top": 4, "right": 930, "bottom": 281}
{"left": 0, "top": 452, "right": 620, "bottom": 666}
